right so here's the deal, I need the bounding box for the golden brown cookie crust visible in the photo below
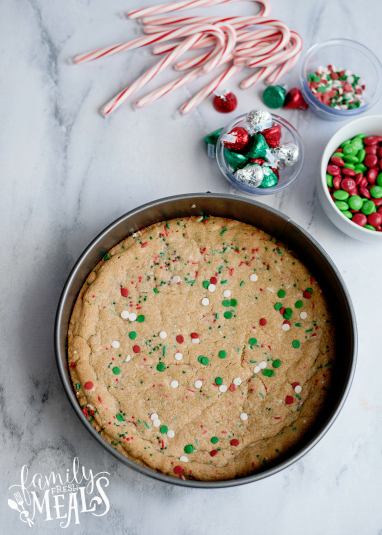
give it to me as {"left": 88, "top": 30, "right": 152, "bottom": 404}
{"left": 68, "top": 217, "right": 335, "bottom": 481}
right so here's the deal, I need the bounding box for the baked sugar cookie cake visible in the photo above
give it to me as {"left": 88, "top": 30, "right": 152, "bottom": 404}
{"left": 68, "top": 216, "right": 335, "bottom": 481}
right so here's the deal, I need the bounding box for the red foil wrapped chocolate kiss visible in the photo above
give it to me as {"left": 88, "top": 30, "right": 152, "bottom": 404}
{"left": 283, "top": 88, "right": 309, "bottom": 110}
{"left": 262, "top": 124, "right": 281, "bottom": 148}
{"left": 222, "top": 127, "right": 250, "bottom": 151}
{"left": 213, "top": 91, "right": 238, "bottom": 113}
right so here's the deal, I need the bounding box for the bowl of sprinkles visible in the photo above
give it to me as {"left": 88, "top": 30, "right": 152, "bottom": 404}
{"left": 300, "top": 39, "right": 382, "bottom": 120}
{"left": 319, "top": 115, "right": 382, "bottom": 242}
{"left": 56, "top": 194, "right": 357, "bottom": 488}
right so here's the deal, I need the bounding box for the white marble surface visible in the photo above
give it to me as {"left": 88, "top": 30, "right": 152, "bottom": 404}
{"left": 1, "top": 0, "right": 382, "bottom": 533}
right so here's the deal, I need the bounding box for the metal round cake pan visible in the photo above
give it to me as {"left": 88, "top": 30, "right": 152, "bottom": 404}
{"left": 55, "top": 193, "right": 357, "bottom": 488}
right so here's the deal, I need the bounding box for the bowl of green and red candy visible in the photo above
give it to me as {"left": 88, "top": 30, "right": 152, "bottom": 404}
{"left": 326, "top": 133, "right": 382, "bottom": 231}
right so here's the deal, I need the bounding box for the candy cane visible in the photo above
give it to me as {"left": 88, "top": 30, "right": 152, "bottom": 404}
{"left": 73, "top": 23, "right": 225, "bottom": 64}
{"left": 127, "top": 0, "right": 270, "bottom": 20}
{"left": 242, "top": 29, "right": 301, "bottom": 68}
{"left": 239, "top": 64, "right": 277, "bottom": 89}
{"left": 180, "top": 63, "right": 242, "bottom": 114}
{"left": 265, "top": 32, "right": 302, "bottom": 84}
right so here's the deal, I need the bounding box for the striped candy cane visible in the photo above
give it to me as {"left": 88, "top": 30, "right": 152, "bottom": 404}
{"left": 239, "top": 64, "right": 277, "bottom": 89}
{"left": 127, "top": 0, "right": 271, "bottom": 20}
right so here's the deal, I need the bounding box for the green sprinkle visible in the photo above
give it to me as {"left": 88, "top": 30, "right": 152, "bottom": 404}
{"left": 220, "top": 227, "right": 228, "bottom": 236}
{"left": 203, "top": 281, "right": 209, "bottom": 289}
{"left": 137, "top": 315, "right": 145, "bottom": 322}
{"left": 201, "top": 357, "right": 209, "bottom": 365}
{"left": 224, "top": 311, "right": 232, "bottom": 319}
{"left": 184, "top": 445, "right": 194, "bottom": 454}
{"left": 262, "top": 369, "right": 274, "bottom": 377}
{"left": 277, "top": 289, "right": 286, "bottom": 298}
{"left": 249, "top": 337, "right": 257, "bottom": 346}
{"left": 160, "top": 425, "right": 168, "bottom": 434}
{"left": 273, "top": 359, "right": 281, "bottom": 368}
{"left": 222, "top": 299, "right": 230, "bottom": 307}
{"left": 274, "top": 302, "right": 283, "bottom": 311}
{"left": 292, "top": 340, "right": 300, "bottom": 349}
{"left": 219, "top": 350, "right": 226, "bottom": 359}
{"left": 116, "top": 414, "right": 125, "bottom": 422}
{"left": 75, "top": 383, "right": 81, "bottom": 391}
{"left": 240, "top": 281, "right": 244, "bottom": 287}
{"left": 295, "top": 300, "right": 303, "bottom": 308}
{"left": 129, "top": 331, "right": 137, "bottom": 340}
{"left": 153, "top": 288, "right": 159, "bottom": 294}
{"left": 162, "top": 346, "right": 166, "bottom": 356}
{"left": 215, "top": 377, "right": 223, "bottom": 385}
{"left": 157, "top": 363, "right": 165, "bottom": 372}
{"left": 103, "top": 253, "right": 110, "bottom": 261}
{"left": 230, "top": 298, "right": 237, "bottom": 307}
{"left": 112, "top": 367, "right": 120, "bottom": 375}
{"left": 211, "top": 437, "right": 219, "bottom": 444}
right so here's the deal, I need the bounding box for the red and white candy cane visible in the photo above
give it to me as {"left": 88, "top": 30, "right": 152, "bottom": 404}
{"left": 239, "top": 64, "right": 277, "bottom": 89}
{"left": 180, "top": 63, "right": 242, "bottom": 115}
{"left": 127, "top": 0, "right": 270, "bottom": 20}
{"left": 100, "top": 26, "right": 226, "bottom": 115}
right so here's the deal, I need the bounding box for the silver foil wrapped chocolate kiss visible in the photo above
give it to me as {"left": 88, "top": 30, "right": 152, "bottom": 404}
{"left": 272, "top": 142, "right": 300, "bottom": 167}
{"left": 234, "top": 164, "right": 264, "bottom": 188}
{"left": 246, "top": 109, "right": 273, "bottom": 134}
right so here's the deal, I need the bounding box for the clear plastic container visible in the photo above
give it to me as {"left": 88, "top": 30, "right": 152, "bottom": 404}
{"left": 300, "top": 39, "right": 382, "bottom": 121}
{"left": 216, "top": 113, "right": 304, "bottom": 195}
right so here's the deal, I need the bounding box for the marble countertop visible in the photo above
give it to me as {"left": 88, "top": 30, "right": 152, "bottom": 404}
{"left": 1, "top": 0, "right": 381, "bottom": 533}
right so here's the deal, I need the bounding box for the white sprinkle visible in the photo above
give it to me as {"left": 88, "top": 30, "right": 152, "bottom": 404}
{"left": 129, "top": 313, "right": 137, "bottom": 321}
{"left": 191, "top": 338, "right": 200, "bottom": 344}
{"left": 153, "top": 419, "right": 161, "bottom": 428}
{"left": 346, "top": 75, "right": 354, "bottom": 84}
{"left": 202, "top": 298, "right": 210, "bottom": 306}
{"left": 171, "top": 380, "right": 179, "bottom": 388}
{"left": 150, "top": 413, "right": 158, "bottom": 421}
{"left": 121, "top": 310, "right": 129, "bottom": 320}
{"left": 358, "top": 77, "right": 365, "bottom": 86}
{"left": 300, "top": 311, "right": 308, "bottom": 320}
{"left": 250, "top": 273, "right": 258, "bottom": 282}
{"left": 282, "top": 323, "right": 290, "bottom": 331}
{"left": 159, "top": 331, "right": 167, "bottom": 339}
{"left": 259, "top": 360, "right": 267, "bottom": 369}
{"left": 254, "top": 366, "right": 261, "bottom": 374}
{"left": 180, "top": 456, "right": 188, "bottom": 462}
{"left": 194, "top": 380, "right": 202, "bottom": 388}
{"left": 223, "top": 290, "right": 231, "bottom": 297}
{"left": 295, "top": 385, "right": 302, "bottom": 394}
{"left": 175, "top": 352, "right": 183, "bottom": 361}
{"left": 111, "top": 341, "right": 120, "bottom": 349}
{"left": 233, "top": 377, "right": 242, "bottom": 386}
{"left": 219, "top": 385, "right": 227, "bottom": 392}
{"left": 167, "top": 430, "right": 175, "bottom": 438}
{"left": 125, "top": 355, "right": 131, "bottom": 362}
{"left": 240, "top": 412, "right": 248, "bottom": 421}
{"left": 87, "top": 404, "right": 94, "bottom": 410}
{"left": 344, "top": 69, "right": 352, "bottom": 76}
{"left": 208, "top": 284, "right": 216, "bottom": 293}
{"left": 173, "top": 275, "right": 181, "bottom": 283}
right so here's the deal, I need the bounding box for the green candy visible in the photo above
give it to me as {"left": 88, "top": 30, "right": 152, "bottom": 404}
{"left": 160, "top": 425, "right": 168, "bottom": 434}
{"left": 272, "top": 359, "right": 281, "bottom": 368}
{"left": 342, "top": 144, "right": 358, "bottom": 157}
{"left": 224, "top": 149, "right": 248, "bottom": 173}
{"left": 354, "top": 163, "right": 367, "bottom": 173}
{"left": 157, "top": 363, "right": 165, "bottom": 371}
{"left": 246, "top": 133, "right": 270, "bottom": 159}
{"left": 343, "top": 155, "right": 359, "bottom": 164}
{"left": 357, "top": 149, "right": 366, "bottom": 162}
{"left": 184, "top": 445, "right": 194, "bottom": 454}
{"left": 340, "top": 139, "right": 352, "bottom": 148}
{"left": 370, "top": 185, "right": 382, "bottom": 198}
{"left": 262, "top": 85, "right": 286, "bottom": 108}
{"left": 376, "top": 173, "right": 382, "bottom": 187}
{"left": 334, "top": 200, "right": 349, "bottom": 211}
{"left": 262, "top": 369, "right": 274, "bottom": 377}
{"left": 348, "top": 195, "right": 363, "bottom": 211}
{"left": 333, "top": 189, "right": 349, "bottom": 201}
{"left": 365, "top": 224, "right": 376, "bottom": 231}
{"left": 326, "top": 173, "right": 333, "bottom": 187}
{"left": 353, "top": 134, "right": 367, "bottom": 139}
{"left": 361, "top": 200, "right": 376, "bottom": 215}
{"left": 351, "top": 138, "right": 363, "bottom": 150}
{"left": 343, "top": 163, "right": 355, "bottom": 170}
{"left": 219, "top": 350, "right": 227, "bottom": 359}
{"left": 204, "top": 127, "right": 223, "bottom": 158}
{"left": 342, "top": 211, "right": 353, "bottom": 219}
{"left": 332, "top": 152, "right": 344, "bottom": 159}
{"left": 258, "top": 166, "right": 278, "bottom": 188}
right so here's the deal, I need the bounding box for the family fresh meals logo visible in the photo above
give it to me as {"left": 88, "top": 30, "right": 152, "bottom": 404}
{"left": 7, "top": 458, "right": 110, "bottom": 528}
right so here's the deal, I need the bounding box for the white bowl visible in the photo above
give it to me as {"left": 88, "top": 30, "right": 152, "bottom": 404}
{"left": 318, "top": 115, "right": 382, "bottom": 243}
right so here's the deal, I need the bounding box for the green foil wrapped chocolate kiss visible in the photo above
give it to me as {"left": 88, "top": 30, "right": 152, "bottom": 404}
{"left": 258, "top": 166, "right": 279, "bottom": 188}
{"left": 245, "top": 133, "right": 270, "bottom": 159}
{"left": 262, "top": 85, "right": 286, "bottom": 109}
{"left": 224, "top": 149, "right": 249, "bottom": 172}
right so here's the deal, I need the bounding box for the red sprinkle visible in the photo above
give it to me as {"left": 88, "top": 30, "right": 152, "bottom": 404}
{"left": 285, "top": 395, "right": 294, "bottom": 405}
{"left": 259, "top": 318, "right": 267, "bottom": 326}
{"left": 176, "top": 335, "right": 184, "bottom": 344}
{"left": 141, "top": 242, "right": 148, "bottom": 248}
{"left": 292, "top": 382, "right": 300, "bottom": 389}
{"left": 303, "top": 291, "right": 312, "bottom": 299}
{"left": 229, "top": 384, "right": 236, "bottom": 392}
{"left": 133, "top": 345, "right": 141, "bottom": 353}
{"left": 210, "top": 276, "right": 218, "bottom": 284}
{"left": 84, "top": 381, "right": 94, "bottom": 390}
{"left": 210, "top": 450, "right": 218, "bottom": 457}
{"left": 230, "top": 439, "right": 239, "bottom": 446}
{"left": 190, "top": 332, "right": 199, "bottom": 339}
{"left": 121, "top": 288, "right": 129, "bottom": 297}
{"left": 69, "top": 362, "right": 76, "bottom": 368}
{"left": 174, "top": 466, "right": 184, "bottom": 474}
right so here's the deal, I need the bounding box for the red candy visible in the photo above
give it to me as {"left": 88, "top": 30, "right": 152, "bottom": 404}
{"left": 190, "top": 332, "right": 199, "bottom": 339}
{"left": 352, "top": 213, "right": 367, "bottom": 227}
{"left": 333, "top": 176, "right": 341, "bottom": 189}
{"left": 368, "top": 212, "right": 382, "bottom": 227}
{"left": 327, "top": 163, "right": 341, "bottom": 175}
{"left": 259, "top": 318, "right": 267, "bottom": 326}
{"left": 176, "top": 335, "right": 184, "bottom": 344}
{"left": 230, "top": 439, "right": 240, "bottom": 446}
{"left": 359, "top": 186, "right": 371, "bottom": 199}
{"left": 121, "top": 288, "right": 129, "bottom": 297}
{"left": 372, "top": 198, "right": 382, "bottom": 207}
{"left": 210, "top": 276, "right": 218, "bottom": 284}
{"left": 213, "top": 91, "right": 237, "bottom": 113}
{"left": 285, "top": 395, "right": 294, "bottom": 405}
{"left": 364, "top": 154, "right": 378, "bottom": 168}
{"left": 341, "top": 178, "right": 356, "bottom": 192}
{"left": 84, "top": 382, "right": 94, "bottom": 390}
{"left": 303, "top": 291, "right": 312, "bottom": 299}
{"left": 133, "top": 345, "right": 141, "bottom": 353}
{"left": 355, "top": 172, "right": 363, "bottom": 186}
{"left": 342, "top": 167, "right": 356, "bottom": 177}
{"left": 283, "top": 87, "right": 309, "bottom": 110}
{"left": 174, "top": 466, "right": 184, "bottom": 474}
{"left": 364, "top": 135, "right": 382, "bottom": 146}
{"left": 210, "top": 450, "right": 218, "bottom": 457}
{"left": 292, "top": 382, "right": 300, "bottom": 389}
{"left": 222, "top": 126, "right": 249, "bottom": 151}
{"left": 367, "top": 168, "right": 379, "bottom": 184}
{"left": 262, "top": 124, "right": 281, "bottom": 148}
{"left": 365, "top": 146, "right": 377, "bottom": 154}
{"left": 331, "top": 156, "right": 344, "bottom": 167}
